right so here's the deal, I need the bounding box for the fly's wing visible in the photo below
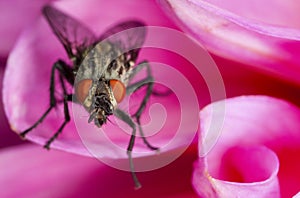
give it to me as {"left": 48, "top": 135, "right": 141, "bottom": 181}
{"left": 98, "top": 21, "right": 147, "bottom": 64}
{"left": 43, "top": 5, "right": 97, "bottom": 62}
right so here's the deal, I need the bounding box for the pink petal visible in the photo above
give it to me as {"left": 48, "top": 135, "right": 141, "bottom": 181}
{"left": 193, "top": 146, "right": 280, "bottom": 197}
{"left": 0, "top": 0, "right": 53, "bottom": 56}
{"left": 0, "top": 144, "right": 198, "bottom": 198}
{"left": 197, "top": 95, "right": 300, "bottom": 197}
{"left": 160, "top": 0, "right": 300, "bottom": 85}
{"left": 3, "top": 0, "right": 221, "bottom": 171}
{"left": 0, "top": 64, "right": 24, "bottom": 147}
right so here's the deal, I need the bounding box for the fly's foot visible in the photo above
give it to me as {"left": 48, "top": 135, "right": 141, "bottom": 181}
{"left": 43, "top": 138, "right": 54, "bottom": 150}
{"left": 19, "top": 132, "right": 27, "bottom": 139}
{"left": 43, "top": 143, "right": 51, "bottom": 150}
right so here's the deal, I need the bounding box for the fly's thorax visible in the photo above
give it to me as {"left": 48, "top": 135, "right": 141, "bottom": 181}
{"left": 75, "top": 41, "right": 118, "bottom": 82}
{"left": 103, "top": 52, "right": 134, "bottom": 86}
{"left": 75, "top": 41, "right": 134, "bottom": 89}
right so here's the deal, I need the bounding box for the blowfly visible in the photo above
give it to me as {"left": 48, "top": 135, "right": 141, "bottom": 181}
{"left": 20, "top": 5, "right": 159, "bottom": 188}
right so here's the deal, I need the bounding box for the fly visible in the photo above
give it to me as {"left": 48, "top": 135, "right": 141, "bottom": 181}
{"left": 19, "top": 5, "right": 158, "bottom": 188}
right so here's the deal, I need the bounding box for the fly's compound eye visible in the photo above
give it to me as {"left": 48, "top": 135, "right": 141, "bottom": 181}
{"left": 75, "top": 79, "right": 92, "bottom": 104}
{"left": 109, "top": 79, "right": 126, "bottom": 103}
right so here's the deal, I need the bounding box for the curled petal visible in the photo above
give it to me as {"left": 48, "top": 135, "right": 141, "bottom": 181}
{"left": 160, "top": 0, "right": 300, "bottom": 85}
{"left": 198, "top": 95, "right": 300, "bottom": 197}
{"left": 193, "top": 146, "right": 280, "bottom": 197}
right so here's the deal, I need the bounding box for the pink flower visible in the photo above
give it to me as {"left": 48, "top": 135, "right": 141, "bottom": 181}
{"left": 2, "top": 0, "right": 300, "bottom": 197}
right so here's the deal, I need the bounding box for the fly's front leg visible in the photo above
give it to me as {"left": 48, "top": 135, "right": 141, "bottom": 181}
{"left": 127, "top": 61, "right": 158, "bottom": 151}
{"left": 20, "top": 60, "right": 73, "bottom": 149}
{"left": 114, "top": 108, "right": 141, "bottom": 189}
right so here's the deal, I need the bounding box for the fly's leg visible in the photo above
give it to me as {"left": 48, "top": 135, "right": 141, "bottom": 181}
{"left": 126, "top": 61, "right": 159, "bottom": 151}
{"left": 44, "top": 74, "right": 70, "bottom": 149}
{"left": 20, "top": 60, "right": 73, "bottom": 149}
{"left": 114, "top": 108, "right": 141, "bottom": 189}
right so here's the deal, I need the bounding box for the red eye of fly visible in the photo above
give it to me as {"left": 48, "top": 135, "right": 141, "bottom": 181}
{"left": 75, "top": 79, "right": 92, "bottom": 104}
{"left": 110, "top": 79, "right": 126, "bottom": 103}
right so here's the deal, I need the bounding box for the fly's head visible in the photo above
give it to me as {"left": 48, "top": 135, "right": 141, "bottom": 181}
{"left": 75, "top": 78, "right": 117, "bottom": 127}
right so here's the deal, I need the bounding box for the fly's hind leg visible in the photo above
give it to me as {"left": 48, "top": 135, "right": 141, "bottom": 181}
{"left": 114, "top": 108, "right": 141, "bottom": 189}
{"left": 20, "top": 60, "right": 73, "bottom": 149}
{"left": 126, "top": 61, "right": 159, "bottom": 151}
